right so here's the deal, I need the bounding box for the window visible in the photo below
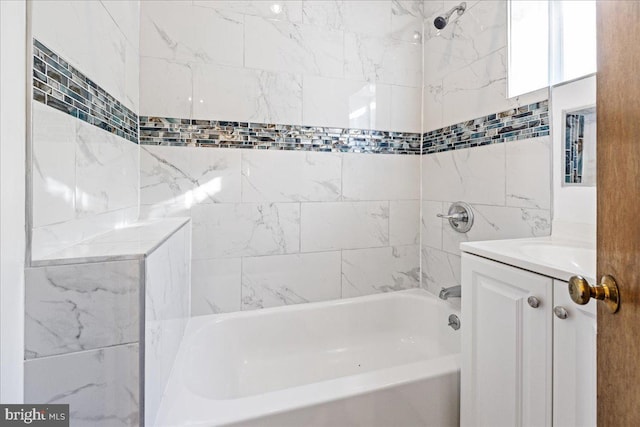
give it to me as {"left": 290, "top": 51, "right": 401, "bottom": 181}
{"left": 508, "top": 0, "right": 597, "bottom": 97}
{"left": 508, "top": 1, "right": 549, "bottom": 97}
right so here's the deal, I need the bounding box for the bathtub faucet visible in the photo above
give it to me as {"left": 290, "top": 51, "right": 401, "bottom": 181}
{"left": 439, "top": 285, "right": 461, "bottom": 300}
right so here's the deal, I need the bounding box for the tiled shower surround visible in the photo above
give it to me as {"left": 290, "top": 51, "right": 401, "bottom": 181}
{"left": 140, "top": 146, "right": 421, "bottom": 314}
{"left": 137, "top": 0, "right": 553, "bottom": 316}
{"left": 32, "top": 40, "right": 139, "bottom": 144}
{"left": 139, "top": 98, "right": 547, "bottom": 155}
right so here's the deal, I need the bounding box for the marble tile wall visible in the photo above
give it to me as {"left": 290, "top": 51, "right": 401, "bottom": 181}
{"left": 24, "top": 259, "right": 142, "bottom": 427}
{"left": 24, "top": 343, "right": 139, "bottom": 427}
{"left": 24, "top": 220, "right": 191, "bottom": 426}
{"left": 140, "top": 0, "right": 424, "bottom": 133}
{"left": 31, "top": 1, "right": 140, "bottom": 259}
{"left": 422, "top": 0, "right": 549, "bottom": 132}
{"left": 420, "top": 137, "right": 552, "bottom": 295}
{"left": 418, "top": 1, "right": 552, "bottom": 299}
{"left": 140, "top": 146, "right": 420, "bottom": 315}
{"left": 145, "top": 224, "right": 192, "bottom": 426}
{"left": 24, "top": 260, "right": 140, "bottom": 359}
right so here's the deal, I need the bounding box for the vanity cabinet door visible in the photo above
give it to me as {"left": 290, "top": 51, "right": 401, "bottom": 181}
{"left": 461, "top": 253, "right": 553, "bottom": 427}
{"left": 553, "top": 279, "right": 597, "bottom": 427}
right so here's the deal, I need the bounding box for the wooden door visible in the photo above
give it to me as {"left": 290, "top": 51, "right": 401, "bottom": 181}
{"left": 461, "top": 254, "right": 552, "bottom": 427}
{"left": 596, "top": 1, "right": 640, "bottom": 425}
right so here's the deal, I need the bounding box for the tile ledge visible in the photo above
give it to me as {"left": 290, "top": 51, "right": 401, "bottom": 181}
{"left": 31, "top": 217, "right": 191, "bottom": 267}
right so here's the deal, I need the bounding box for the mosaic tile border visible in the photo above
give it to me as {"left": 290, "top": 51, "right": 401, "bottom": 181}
{"left": 32, "top": 39, "right": 138, "bottom": 144}
{"left": 422, "top": 100, "right": 549, "bottom": 154}
{"left": 139, "top": 117, "right": 422, "bottom": 155}
{"left": 140, "top": 102, "right": 549, "bottom": 156}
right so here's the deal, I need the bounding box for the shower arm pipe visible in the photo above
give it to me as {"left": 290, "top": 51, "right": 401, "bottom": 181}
{"left": 443, "top": 2, "right": 466, "bottom": 20}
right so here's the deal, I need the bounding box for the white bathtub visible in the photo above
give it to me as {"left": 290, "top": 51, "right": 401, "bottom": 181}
{"left": 155, "top": 289, "right": 461, "bottom": 426}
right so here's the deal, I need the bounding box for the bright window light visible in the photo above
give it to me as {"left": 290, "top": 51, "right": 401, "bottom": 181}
{"left": 508, "top": 0, "right": 596, "bottom": 97}
{"left": 551, "top": 1, "right": 596, "bottom": 84}
{"left": 508, "top": 1, "right": 549, "bottom": 97}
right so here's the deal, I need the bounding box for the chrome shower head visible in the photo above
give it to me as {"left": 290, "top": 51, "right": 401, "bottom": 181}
{"left": 434, "top": 2, "right": 466, "bottom": 30}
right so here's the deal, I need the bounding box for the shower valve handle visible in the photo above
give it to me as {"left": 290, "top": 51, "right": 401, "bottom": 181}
{"left": 437, "top": 212, "right": 467, "bottom": 221}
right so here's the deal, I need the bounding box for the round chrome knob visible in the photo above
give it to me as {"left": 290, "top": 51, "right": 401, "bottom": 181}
{"left": 568, "top": 275, "right": 620, "bottom": 314}
{"left": 553, "top": 306, "right": 569, "bottom": 319}
{"left": 527, "top": 296, "right": 540, "bottom": 308}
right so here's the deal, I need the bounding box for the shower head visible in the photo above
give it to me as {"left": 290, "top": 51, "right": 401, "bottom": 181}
{"left": 434, "top": 2, "right": 466, "bottom": 30}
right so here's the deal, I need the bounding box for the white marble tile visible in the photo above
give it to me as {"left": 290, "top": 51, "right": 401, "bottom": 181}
{"left": 422, "top": 77, "right": 445, "bottom": 132}
{"left": 191, "top": 258, "right": 241, "bottom": 315}
{"left": 440, "top": 47, "right": 548, "bottom": 127}
{"left": 423, "top": 0, "right": 506, "bottom": 79}
{"left": 140, "top": 1, "right": 243, "bottom": 66}
{"left": 75, "top": 122, "right": 139, "bottom": 217}
{"left": 194, "top": 1, "right": 303, "bottom": 22}
{"left": 423, "top": 34, "right": 466, "bottom": 83}
{"left": 146, "top": 224, "right": 190, "bottom": 322}
{"left": 33, "top": 218, "right": 189, "bottom": 265}
{"left": 421, "top": 246, "right": 461, "bottom": 296}
{"left": 73, "top": 218, "right": 185, "bottom": 246}
{"left": 24, "top": 343, "right": 139, "bottom": 426}
{"left": 192, "top": 63, "right": 303, "bottom": 124}
{"left": 300, "top": 201, "right": 389, "bottom": 252}
{"left": 441, "top": 48, "right": 506, "bottom": 125}
{"left": 302, "top": 75, "right": 391, "bottom": 129}
{"left": 342, "top": 153, "right": 419, "bottom": 200}
{"left": 241, "top": 251, "right": 341, "bottom": 310}
{"left": 442, "top": 204, "right": 552, "bottom": 255}
{"left": 421, "top": 200, "right": 444, "bottom": 250}
{"left": 145, "top": 225, "right": 191, "bottom": 426}
{"left": 190, "top": 147, "right": 242, "bottom": 203}
{"left": 123, "top": 40, "right": 140, "bottom": 112}
{"left": 391, "top": 1, "right": 424, "bottom": 42}
{"left": 342, "top": 1, "right": 392, "bottom": 37}
{"left": 33, "top": 0, "right": 128, "bottom": 110}
{"left": 344, "top": 33, "right": 422, "bottom": 87}
{"left": 302, "top": 1, "right": 346, "bottom": 30}
{"left": 506, "top": 137, "right": 552, "bottom": 209}
{"left": 390, "top": 200, "right": 420, "bottom": 246}
{"left": 100, "top": 0, "right": 140, "bottom": 49}
{"left": 191, "top": 203, "right": 300, "bottom": 259}
{"left": 139, "top": 57, "right": 192, "bottom": 118}
{"left": 244, "top": 15, "right": 344, "bottom": 79}
{"left": 140, "top": 145, "right": 193, "bottom": 208}
{"left": 391, "top": 84, "right": 422, "bottom": 132}
{"left": 139, "top": 203, "right": 191, "bottom": 220}
{"left": 32, "top": 207, "right": 135, "bottom": 261}
{"left": 241, "top": 150, "right": 341, "bottom": 202}
{"left": 25, "top": 261, "right": 140, "bottom": 359}
{"left": 422, "top": 143, "right": 506, "bottom": 205}
{"left": 32, "top": 103, "right": 77, "bottom": 228}
{"left": 141, "top": 145, "right": 242, "bottom": 208}
{"left": 342, "top": 245, "right": 419, "bottom": 298}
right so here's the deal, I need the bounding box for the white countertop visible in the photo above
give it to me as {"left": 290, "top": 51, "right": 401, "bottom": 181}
{"left": 461, "top": 235, "right": 596, "bottom": 283}
{"left": 32, "top": 217, "right": 190, "bottom": 267}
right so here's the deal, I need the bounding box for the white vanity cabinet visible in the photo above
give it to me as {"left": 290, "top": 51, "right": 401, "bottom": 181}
{"left": 461, "top": 252, "right": 596, "bottom": 427}
{"left": 461, "top": 253, "right": 553, "bottom": 427}
{"left": 552, "top": 279, "right": 597, "bottom": 427}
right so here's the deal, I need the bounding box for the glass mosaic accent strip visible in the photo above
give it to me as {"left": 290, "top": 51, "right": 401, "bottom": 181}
{"left": 422, "top": 100, "right": 550, "bottom": 154}
{"left": 31, "top": 39, "right": 138, "bottom": 144}
{"left": 139, "top": 117, "right": 422, "bottom": 155}
{"left": 565, "top": 113, "right": 585, "bottom": 183}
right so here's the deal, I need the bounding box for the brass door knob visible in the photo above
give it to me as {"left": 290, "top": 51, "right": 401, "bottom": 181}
{"left": 568, "top": 275, "right": 620, "bottom": 314}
